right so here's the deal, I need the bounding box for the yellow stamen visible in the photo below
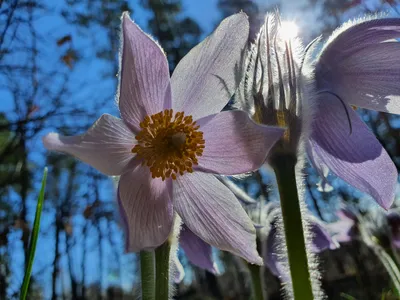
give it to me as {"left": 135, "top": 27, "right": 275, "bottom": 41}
{"left": 132, "top": 109, "right": 205, "bottom": 181}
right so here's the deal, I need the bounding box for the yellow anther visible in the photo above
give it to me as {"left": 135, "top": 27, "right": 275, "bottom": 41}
{"left": 132, "top": 109, "right": 205, "bottom": 180}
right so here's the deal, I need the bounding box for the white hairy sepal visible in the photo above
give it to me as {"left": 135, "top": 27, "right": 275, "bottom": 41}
{"left": 235, "top": 12, "right": 319, "bottom": 159}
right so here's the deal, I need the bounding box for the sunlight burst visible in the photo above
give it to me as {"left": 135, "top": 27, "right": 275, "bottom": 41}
{"left": 279, "top": 21, "right": 299, "bottom": 40}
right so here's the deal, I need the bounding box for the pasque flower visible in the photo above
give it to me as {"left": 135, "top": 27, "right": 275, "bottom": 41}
{"left": 42, "top": 13, "right": 284, "bottom": 264}
{"left": 238, "top": 14, "right": 399, "bottom": 210}
{"left": 309, "top": 17, "right": 399, "bottom": 210}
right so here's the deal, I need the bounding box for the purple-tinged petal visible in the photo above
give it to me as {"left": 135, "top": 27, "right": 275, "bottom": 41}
{"left": 194, "top": 110, "right": 284, "bottom": 175}
{"left": 327, "top": 209, "right": 357, "bottom": 243}
{"left": 180, "top": 224, "right": 218, "bottom": 273}
{"left": 388, "top": 212, "right": 400, "bottom": 249}
{"left": 309, "top": 94, "right": 397, "bottom": 209}
{"left": 323, "top": 18, "right": 400, "bottom": 54}
{"left": 43, "top": 114, "right": 135, "bottom": 176}
{"left": 118, "top": 13, "right": 171, "bottom": 131}
{"left": 316, "top": 18, "right": 400, "bottom": 113}
{"left": 173, "top": 172, "right": 262, "bottom": 265}
{"left": 118, "top": 164, "right": 173, "bottom": 252}
{"left": 171, "top": 13, "right": 249, "bottom": 120}
{"left": 309, "top": 218, "right": 338, "bottom": 252}
{"left": 264, "top": 225, "right": 288, "bottom": 281}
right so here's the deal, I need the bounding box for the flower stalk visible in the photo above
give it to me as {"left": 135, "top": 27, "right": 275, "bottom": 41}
{"left": 271, "top": 153, "right": 313, "bottom": 300}
{"left": 140, "top": 251, "right": 155, "bottom": 300}
{"left": 247, "top": 262, "right": 264, "bottom": 300}
{"left": 155, "top": 240, "right": 172, "bottom": 300}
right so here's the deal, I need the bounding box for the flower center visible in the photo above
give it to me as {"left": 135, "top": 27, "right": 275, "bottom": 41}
{"left": 132, "top": 109, "right": 205, "bottom": 180}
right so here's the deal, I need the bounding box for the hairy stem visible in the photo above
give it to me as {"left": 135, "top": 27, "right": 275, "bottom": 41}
{"left": 140, "top": 251, "right": 155, "bottom": 300}
{"left": 247, "top": 262, "right": 265, "bottom": 300}
{"left": 272, "top": 154, "right": 314, "bottom": 300}
{"left": 155, "top": 241, "right": 171, "bottom": 300}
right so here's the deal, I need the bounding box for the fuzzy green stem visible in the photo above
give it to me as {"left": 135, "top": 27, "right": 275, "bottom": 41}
{"left": 272, "top": 154, "right": 314, "bottom": 300}
{"left": 247, "top": 262, "right": 264, "bottom": 300}
{"left": 155, "top": 241, "right": 171, "bottom": 300}
{"left": 140, "top": 251, "right": 155, "bottom": 300}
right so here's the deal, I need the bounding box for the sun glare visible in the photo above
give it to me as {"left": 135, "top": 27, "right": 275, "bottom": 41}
{"left": 279, "top": 21, "right": 299, "bottom": 40}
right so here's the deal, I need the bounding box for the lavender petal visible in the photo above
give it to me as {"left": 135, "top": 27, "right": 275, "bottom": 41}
{"left": 173, "top": 171, "right": 262, "bottom": 265}
{"left": 42, "top": 114, "right": 135, "bottom": 176}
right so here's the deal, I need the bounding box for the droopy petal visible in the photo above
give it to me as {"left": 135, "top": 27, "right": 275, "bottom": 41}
{"left": 118, "top": 13, "right": 171, "bottom": 131}
{"left": 309, "top": 94, "right": 397, "bottom": 209}
{"left": 171, "top": 13, "right": 249, "bottom": 120}
{"left": 118, "top": 164, "right": 173, "bottom": 252}
{"left": 309, "top": 218, "right": 338, "bottom": 252}
{"left": 173, "top": 172, "right": 262, "bottom": 265}
{"left": 316, "top": 18, "right": 400, "bottom": 113}
{"left": 43, "top": 114, "right": 135, "bottom": 176}
{"left": 180, "top": 224, "right": 217, "bottom": 273}
{"left": 195, "top": 110, "right": 284, "bottom": 175}
{"left": 264, "top": 226, "right": 288, "bottom": 280}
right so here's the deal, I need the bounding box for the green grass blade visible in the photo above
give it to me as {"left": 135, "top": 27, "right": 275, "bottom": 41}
{"left": 340, "top": 293, "right": 357, "bottom": 300}
{"left": 20, "top": 167, "right": 48, "bottom": 300}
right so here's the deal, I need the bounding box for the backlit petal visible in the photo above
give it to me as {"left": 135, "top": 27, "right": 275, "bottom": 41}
{"left": 118, "top": 165, "right": 173, "bottom": 252}
{"left": 118, "top": 13, "right": 171, "bottom": 131}
{"left": 310, "top": 94, "right": 397, "bottom": 209}
{"left": 43, "top": 114, "right": 135, "bottom": 176}
{"left": 171, "top": 13, "right": 249, "bottom": 120}
{"left": 173, "top": 172, "right": 262, "bottom": 265}
{"left": 316, "top": 18, "right": 400, "bottom": 113}
{"left": 195, "top": 110, "right": 284, "bottom": 175}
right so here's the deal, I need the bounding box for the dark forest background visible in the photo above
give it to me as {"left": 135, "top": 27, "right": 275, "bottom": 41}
{"left": 0, "top": 0, "right": 399, "bottom": 299}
